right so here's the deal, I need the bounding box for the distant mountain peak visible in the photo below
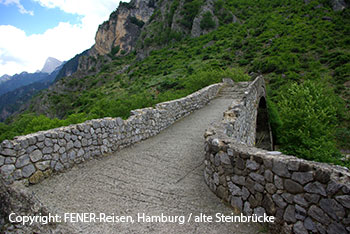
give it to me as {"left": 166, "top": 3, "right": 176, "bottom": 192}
{"left": 41, "top": 57, "right": 62, "bottom": 74}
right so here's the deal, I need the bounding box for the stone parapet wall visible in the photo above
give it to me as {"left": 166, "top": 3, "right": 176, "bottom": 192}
{"left": 221, "top": 76, "right": 266, "bottom": 146}
{"left": 204, "top": 76, "right": 350, "bottom": 233}
{"left": 0, "top": 83, "right": 223, "bottom": 185}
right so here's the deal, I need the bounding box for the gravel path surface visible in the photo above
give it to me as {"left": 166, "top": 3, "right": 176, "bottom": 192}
{"left": 29, "top": 89, "right": 263, "bottom": 234}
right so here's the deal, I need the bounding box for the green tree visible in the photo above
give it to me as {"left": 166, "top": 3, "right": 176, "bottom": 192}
{"left": 277, "top": 80, "right": 341, "bottom": 163}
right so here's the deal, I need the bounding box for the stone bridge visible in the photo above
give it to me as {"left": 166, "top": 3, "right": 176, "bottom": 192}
{"left": 0, "top": 76, "right": 349, "bottom": 234}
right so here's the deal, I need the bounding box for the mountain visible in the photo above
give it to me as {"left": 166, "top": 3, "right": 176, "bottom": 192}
{"left": 41, "top": 57, "right": 62, "bottom": 74}
{"left": 26, "top": 0, "right": 235, "bottom": 117}
{"left": 0, "top": 72, "right": 49, "bottom": 96}
{"left": 0, "top": 58, "right": 62, "bottom": 96}
{"left": 55, "top": 0, "right": 233, "bottom": 78}
{"left": 1, "top": 0, "right": 349, "bottom": 166}
{"left": 0, "top": 68, "right": 61, "bottom": 121}
{"left": 54, "top": 50, "right": 89, "bottom": 81}
{"left": 0, "top": 75, "right": 11, "bottom": 84}
{"left": 0, "top": 63, "right": 64, "bottom": 121}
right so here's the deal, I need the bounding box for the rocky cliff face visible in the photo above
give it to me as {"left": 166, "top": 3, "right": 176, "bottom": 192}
{"left": 89, "top": 0, "right": 155, "bottom": 57}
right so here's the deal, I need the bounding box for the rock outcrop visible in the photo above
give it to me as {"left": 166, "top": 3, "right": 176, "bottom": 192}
{"left": 330, "top": 0, "right": 348, "bottom": 11}
{"left": 40, "top": 57, "right": 62, "bottom": 74}
{"left": 89, "top": 0, "right": 155, "bottom": 57}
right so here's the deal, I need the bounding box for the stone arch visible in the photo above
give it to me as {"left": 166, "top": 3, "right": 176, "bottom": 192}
{"left": 255, "top": 97, "right": 273, "bottom": 150}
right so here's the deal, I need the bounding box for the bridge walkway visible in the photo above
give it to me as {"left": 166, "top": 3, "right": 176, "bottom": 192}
{"left": 28, "top": 84, "right": 262, "bottom": 233}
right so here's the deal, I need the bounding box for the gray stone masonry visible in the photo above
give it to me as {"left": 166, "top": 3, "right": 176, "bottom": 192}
{"left": 0, "top": 83, "right": 223, "bottom": 185}
{"left": 204, "top": 76, "right": 350, "bottom": 234}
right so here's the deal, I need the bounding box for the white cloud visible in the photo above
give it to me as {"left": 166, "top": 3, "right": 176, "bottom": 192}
{"left": 0, "top": 0, "right": 128, "bottom": 76}
{"left": 0, "top": 0, "right": 34, "bottom": 15}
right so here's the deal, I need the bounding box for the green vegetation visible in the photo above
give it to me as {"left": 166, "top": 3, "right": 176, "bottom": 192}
{"left": 1, "top": 0, "right": 349, "bottom": 167}
{"left": 140, "top": 0, "right": 184, "bottom": 47}
{"left": 277, "top": 81, "right": 341, "bottom": 163}
{"left": 111, "top": 46, "right": 120, "bottom": 56}
{"left": 200, "top": 12, "right": 216, "bottom": 30}
{"left": 180, "top": 0, "right": 204, "bottom": 29}
{"left": 130, "top": 16, "right": 145, "bottom": 28}
{"left": 214, "top": 0, "right": 234, "bottom": 25}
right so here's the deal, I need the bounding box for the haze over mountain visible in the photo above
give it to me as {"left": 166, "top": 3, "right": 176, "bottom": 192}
{"left": 0, "top": 75, "right": 11, "bottom": 84}
{"left": 0, "top": 58, "right": 64, "bottom": 121}
{"left": 0, "top": 57, "right": 63, "bottom": 96}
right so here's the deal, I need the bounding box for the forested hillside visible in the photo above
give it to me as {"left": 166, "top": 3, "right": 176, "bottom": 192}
{"left": 1, "top": 0, "right": 349, "bottom": 167}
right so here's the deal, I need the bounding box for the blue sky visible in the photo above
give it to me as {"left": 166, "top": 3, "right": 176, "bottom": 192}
{"left": 0, "top": 1, "right": 81, "bottom": 35}
{"left": 0, "top": 0, "right": 129, "bottom": 76}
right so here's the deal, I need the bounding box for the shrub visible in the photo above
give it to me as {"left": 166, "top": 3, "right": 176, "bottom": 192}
{"left": 130, "top": 16, "right": 145, "bottom": 28}
{"left": 180, "top": 0, "right": 203, "bottom": 30}
{"left": 200, "top": 12, "right": 216, "bottom": 30}
{"left": 111, "top": 46, "right": 120, "bottom": 56}
{"left": 277, "top": 80, "right": 341, "bottom": 163}
{"left": 184, "top": 68, "right": 250, "bottom": 93}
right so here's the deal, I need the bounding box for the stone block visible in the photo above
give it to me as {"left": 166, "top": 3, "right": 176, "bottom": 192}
{"left": 315, "top": 169, "right": 330, "bottom": 184}
{"left": 262, "top": 194, "right": 276, "bottom": 215}
{"left": 253, "top": 207, "right": 266, "bottom": 219}
{"left": 254, "top": 183, "right": 264, "bottom": 192}
{"left": 5, "top": 157, "right": 16, "bottom": 164}
{"left": 326, "top": 181, "right": 342, "bottom": 195}
{"left": 1, "top": 164, "right": 15, "bottom": 175}
{"left": 295, "top": 204, "right": 307, "bottom": 221}
{"left": 293, "top": 194, "right": 308, "bottom": 207}
{"left": 249, "top": 172, "right": 265, "bottom": 184}
{"left": 281, "top": 193, "right": 294, "bottom": 204}
{"left": 53, "top": 144, "right": 60, "bottom": 152}
{"left": 217, "top": 185, "right": 228, "bottom": 200}
{"left": 0, "top": 156, "right": 4, "bottom": 166}
{"left": 37, "top": 134, "right": 44, "bottom": 142}
{"left": 293, "top": 221, "right": 308, "bottom": 234}
{"left": 304, "top": 193, "right": 320, "bottom": 204}
{"left": 304, "top": 182, "right": 326, "bottom": 196}
{"left": 44, "top": 138, "right": 53, "bottom": 147}
{"left": 284, "top": 179, "right": 303, "bottom": 194}
{"left": 29, "top": 150, "right": 42, "bottom": 162}
{"left": 335, "top": 195, "right": 350, "bottom": 209}
{"left": 243, "top": 201, "right": 252, "bottom": 215}
{"left": 291, "top": 171, "right": 313, "bottom": 185}
{"left": 287, "top": 160, "right": 300, "bottom": 171}
{"left": 231, "top": 196, "right": 243, "bottom": 211}
{"left": 35, "top": 161, "right": 50, "bottom": 171}
{"left": 319, "top": 198, "right": 345, "bottom": 221}
{"left": 308, "top": 205, "right": 331, "bottom": 225}
{"left": 235, "top": 157, "right": 245, "bottom": 170}
{"left": 13, "top": 169, "right": 22, "bottom": 180}
{"left": 29, "top": 170, "right": 44, "bottom": 184}
{"left": 1, "top": 148, "right": 16, "bottom": 157}
{"left": 265, "top": 183, "right": 277, "bottom": 194}
{"left": 22, "top": 164, "right": 35, "bottom": 178}
{"left": 304, "top": 217, "right": 316, "bottom": 232}
{"left": 246, "top": 160, "right": 259, "bottom": 171}
{"left": 274, "top": 175, "right": 284, "bottom": 190}
{"left": 232, "top": 175, "right": 246, "bottom": 186}
{"left": 42, "top": 147, "right": 53, "bottom": 154}
{"left": 264, "top": 169, "right": 273, "bottom": 182}
{"left": 272, "top": 160, "right": 291, "bottom": 178}
{"left": 228, "top": 182, "right": 242, "bottom": 196}
{"left": 242, "top": 186, "right": 250, "bottom": 200}
{"left": 284, "top": 205, "right": 296, "bottom": 223}
{"left": 15, "top": 154, "right": 30, "bottom": 168}
{"left": 327, "top": 223, "right": 347, "bottom": 234}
